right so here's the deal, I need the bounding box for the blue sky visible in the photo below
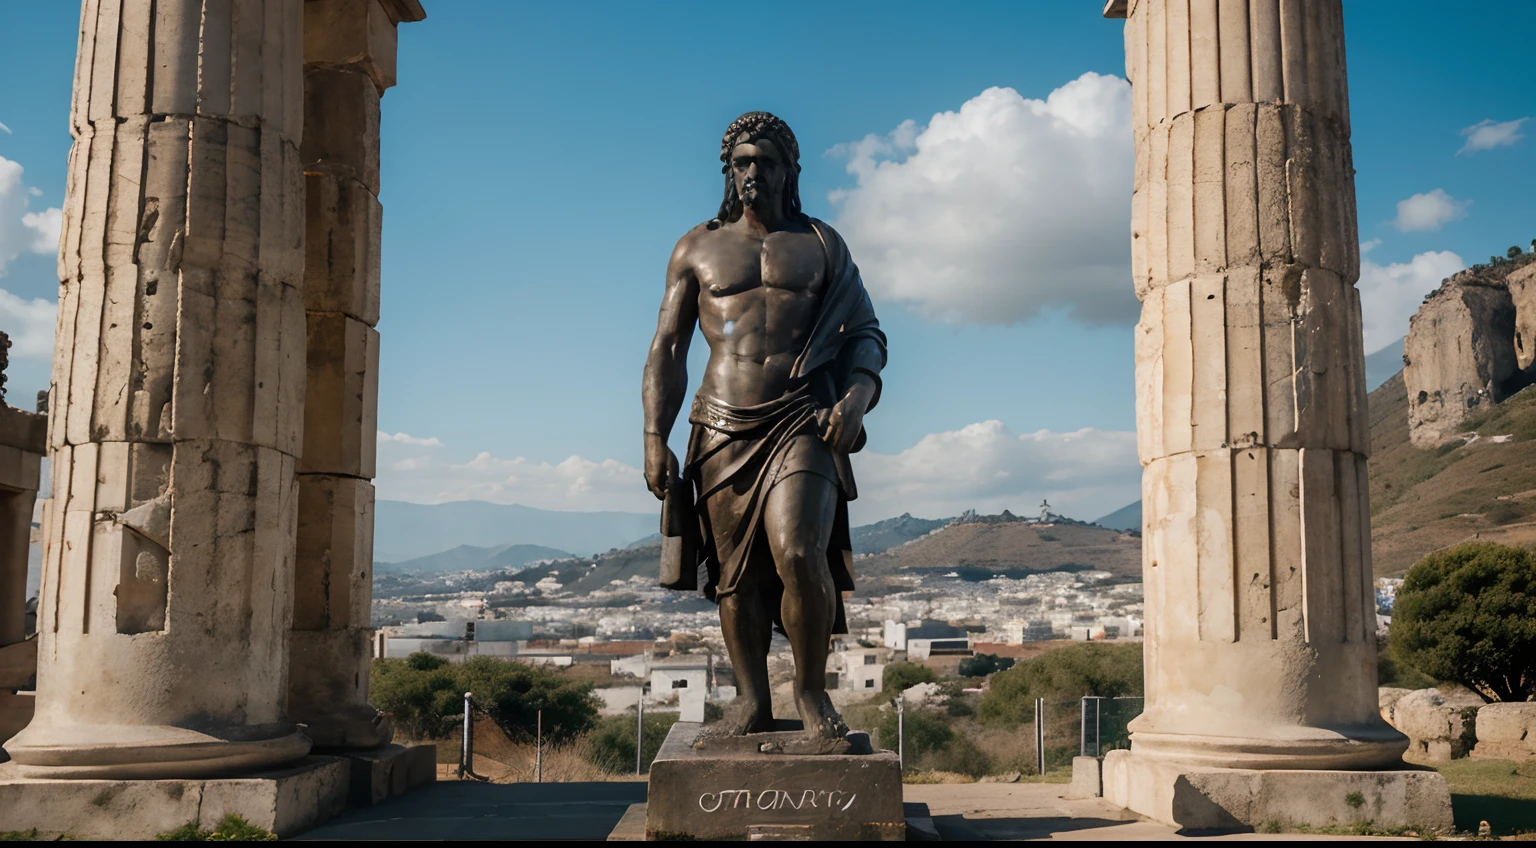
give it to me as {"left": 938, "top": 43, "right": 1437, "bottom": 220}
{"left": 1, "top": 1, "right": 1532, "bottom": 523}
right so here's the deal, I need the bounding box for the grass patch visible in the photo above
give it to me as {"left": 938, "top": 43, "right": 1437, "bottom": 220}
{"left": 1259, "top": 821, "right": 1438, "bottom": 837}
{"left": 1439, "top": 758, "right": 1536, "bottom": 837}
{"left": 153, "top": 815, "right": 277, "bottom": 842}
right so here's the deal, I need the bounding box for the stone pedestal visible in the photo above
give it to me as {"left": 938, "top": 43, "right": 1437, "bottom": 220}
{"left": 341, "top": 743, "right": 437, "bottom": 807}
{"left": 0, "top": 756, "right": 349, "bottom": 840}
{"left": 1103, "top": 750, "right": 1452, "bottom": 831}
{"left": 644, "top": 722, "right": 905, "bottom": 841}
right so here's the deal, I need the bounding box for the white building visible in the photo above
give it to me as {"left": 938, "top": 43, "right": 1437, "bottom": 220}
{"left": 831, "top": 645, "right": 891, "bottom": 693}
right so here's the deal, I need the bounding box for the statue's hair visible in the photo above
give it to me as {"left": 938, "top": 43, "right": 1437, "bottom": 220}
{"left": 710, "top": 112, "right": 806, "bottom": 227}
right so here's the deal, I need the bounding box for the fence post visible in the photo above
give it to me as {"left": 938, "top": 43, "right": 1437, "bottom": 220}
{"left": 460, "top": 691, "right": 474, "bottom": 780}
{"left": 536, "top": 709, "right": 543, "bottom": 783}
{"left": 896, "top": 696, "right": 905, "bottom": 771}
{"left": 636, "top": 694, "right": 645, "bottom": 775}
{"left": 1094, "top": 697, "right": 1102, "bottom": 758}
{"left": 1080, "top": 697, "right": 1088, "bottom": 757}
{"left": 1034, "top": 697, "right": 1045, "bottom": 776}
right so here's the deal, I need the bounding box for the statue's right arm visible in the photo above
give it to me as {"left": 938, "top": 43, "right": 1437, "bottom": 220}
{"left": 642, "top": 234, "right": 701, "bottom": 498}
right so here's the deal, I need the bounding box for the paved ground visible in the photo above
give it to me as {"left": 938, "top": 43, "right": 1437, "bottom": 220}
{"left": 296, "top": 780, "right": 1420, "bottom": 841}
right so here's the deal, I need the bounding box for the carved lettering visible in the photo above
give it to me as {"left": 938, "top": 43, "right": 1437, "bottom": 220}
{"left": 697, "top": 787, "right": 859, "bottom": 814}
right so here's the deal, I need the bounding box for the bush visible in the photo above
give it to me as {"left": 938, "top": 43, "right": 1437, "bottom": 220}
{"left": 154, "top": 815, "right": 276, "bottom": 841}
{"left": 1391, "top": 542, "right": 1536, "bottom": 702}
{"left": 372, "top": 653, "right": 602, "bottom": 742}
{"left": 958, "top": 653, "right": 1016, "bottom": 678}
{"left": 881, "top": 662, "right": 938, "bottom": 698}
{"left": 583, "top": 712, "right": 680, "bottom": 774}
{"left": 977, "top": 643, "right": 1143, "bottom": 727}
{"left": 875, "top": 707, "right": 954, "bottom": 761}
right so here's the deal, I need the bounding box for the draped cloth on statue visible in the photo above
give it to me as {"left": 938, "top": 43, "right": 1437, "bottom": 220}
{"left": 658, "top": 219, "right": 886, "bottom": 637}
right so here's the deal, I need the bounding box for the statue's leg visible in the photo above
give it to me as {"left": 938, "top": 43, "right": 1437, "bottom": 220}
{"left": 762, "top": 472, "right": 848, "bottom": 740}
{"left": 704, "top": 491, "right": 775, "bottom": 735}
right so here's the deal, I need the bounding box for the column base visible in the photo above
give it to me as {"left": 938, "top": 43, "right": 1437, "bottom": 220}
{"left": 3, "top": 722, "right": 311, "bottom": 779}
{"left": 339, "top": 743, "right": 435, "bottom": 806}
{"left": 0, "top": 755, "right": 347, "bottom": 839}
{"left": 1129, "top": 724, "right": 1409, "bottom": 770}
{"left": 1101, "top": 749, "right": 1453, "bottom": 832}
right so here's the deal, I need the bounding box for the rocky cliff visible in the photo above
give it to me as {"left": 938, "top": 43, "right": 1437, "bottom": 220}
{"left": 1404, "top": 257, "right": 1536, "bottom": 447}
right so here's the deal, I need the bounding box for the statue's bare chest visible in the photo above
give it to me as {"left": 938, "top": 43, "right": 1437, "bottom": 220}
{"left": 696, "top": 230, "right": 826, "bottom": 300}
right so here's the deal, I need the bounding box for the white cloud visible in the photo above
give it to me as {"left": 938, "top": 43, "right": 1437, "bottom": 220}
{"left": 374, "top": 432, "right": 655, "bottom": 513}
{"left": 1393, "top": 189, "right": 1469, "bottom": 232}
{"left": 1357, "top": 250, "right": 1466, "bottom": 354}
{"left": 849, "top": 421, "right": 1140, "bottom": 524}
{"left": 0, "top": 156, "right": 62, "bottom": 273}
{"left": 1359, "top": 238, "right": 1381, "bottom": 255}
{"left": 827, "top": 72, "right": 1136, "bottom": 326}
{"left": 1458, "top": 117, "right": 1527, "bottom": 155}
{"left": 0, "top": 287, "right": 58, "bottom": 359}
{"left": 0, "top": 122, "right": 11, "bottom": 135}
{"left": 374, "top": 423, "right": 1142, "bottom": 525}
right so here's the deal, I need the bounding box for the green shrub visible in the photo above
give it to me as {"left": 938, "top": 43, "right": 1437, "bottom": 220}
{"left": 154, "top": 815, "right": 276, "bottom": 841}
{"left": 875, "top": 707, "right": 954, "bottom": 761}
{"left": 977, "top": 643, "right": 1143, "bottom": 727}
{"left": 958, "top": 653, "right": 1015, "bottom": 678}
{"left": 582, "top": 711, "right": 680, "bottom": 774}
{"left": 880, "top": 662, "right": 938, "bottom": 698}
{"left": 1392, "top": 542, "right": 1536, "bottom": 702}
{"left": 371, "top": 653, "right": 602, "bottom": 742}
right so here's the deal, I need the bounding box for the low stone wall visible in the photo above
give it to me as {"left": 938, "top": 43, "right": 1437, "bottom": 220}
{"left": 1472, "top": 703, "right": 1536, "bottom": 761}
{"left": 1380, "top": 687, "right": 1483, "bottom": 763}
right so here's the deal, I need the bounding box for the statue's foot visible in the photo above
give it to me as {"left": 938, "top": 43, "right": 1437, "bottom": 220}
{"left": 705, "top": 699, "right": 775, "bottom": 737}
{"left": 795, "top": 690, "right": 849, "bottom": 741}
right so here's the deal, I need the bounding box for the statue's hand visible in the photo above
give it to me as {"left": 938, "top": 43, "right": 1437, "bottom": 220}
{"left": 821, "top": 396, "right": 865, "bottom": 454}
{"left": 644, "top": 437, "right": 679, "bottom": 500}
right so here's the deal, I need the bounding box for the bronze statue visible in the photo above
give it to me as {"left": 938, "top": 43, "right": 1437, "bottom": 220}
{"left": 642, "top": 112, "right": 887, "bottom": 741}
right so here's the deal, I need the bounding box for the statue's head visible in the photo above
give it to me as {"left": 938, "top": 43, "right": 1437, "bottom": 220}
{"left": 712, "top": 112, "right": 804, "bottom": 227}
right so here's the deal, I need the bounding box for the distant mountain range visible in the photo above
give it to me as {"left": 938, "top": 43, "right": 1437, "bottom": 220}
{"left": 375, "top": 543, "right": 573, "bottom": 575}
{"left": 1365, "top": 337, "right": 1405, "bottom": 393}
{"left": 373, "top": 500, "right": 659, "bottom": 561}
{"left": 1094, "top": 502, "right": 1141, "bottom": 533}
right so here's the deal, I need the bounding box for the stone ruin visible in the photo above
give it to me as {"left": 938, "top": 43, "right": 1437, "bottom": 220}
{"left": 0, "top": 0, "right": 433, "bottom": 838}
{"left": 0, "top": 0, "right": 1458, "bottom": 838}
{"left": 1405, "top": 259, "right": 1536, "bottom": 446}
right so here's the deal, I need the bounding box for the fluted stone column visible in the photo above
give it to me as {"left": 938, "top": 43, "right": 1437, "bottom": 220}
{"left": 1098, "top": 1, "right": 1453, "bottom": 828}
{"left": 5, "top": 0, "right": 311, "bottom": 778}
{"left": 286, "top": 0, "right": 422, "bottom": 750}
{"left": 1116, "top": 0, "right": 1402, "bottom": 770}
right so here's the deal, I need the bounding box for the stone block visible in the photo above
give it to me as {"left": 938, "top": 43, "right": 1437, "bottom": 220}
{"left": 644, "top": 721, "right": 904, "bottom": 841}
{"left": 1386, "top": 687, "right": 1483, "bottom": 763}
{"left": 1067, "top": 755, "right": 1102, "bottom": 798}
{"left": 305, "top": 172, "right": 382, "bottom": 325}
{"left": 0, "top": 406, "right": 45, "bottom": 454}
{"left": 299, "top": 314, "right": 379, "bottom": 478}
{"left": 0, "top": 638, "right": 37, "bottom": 689}
{"left": 302, "top": 66, "right": 381, "bottom": 193}
{"left": 304, "top": 0, "right": 401, "bottom": 91}
{"left": 1101, "top": 749, "right": 1454, "bottom": 832}
{"left": 341, "top": 743, "right": 436, "bottom": 807}
{"left": 1472, "top": 702, "right": 1536, "bottom": 761}
{"left": 293, "top": 475, "right": 375, "bottom": 629}
{"left": 0, "top": 755, "right": 347, "bottom": 840}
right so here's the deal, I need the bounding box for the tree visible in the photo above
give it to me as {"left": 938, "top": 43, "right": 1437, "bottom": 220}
{"left": 880, "top": 662, "right": 938, "bottom": 698}
{"left": 1510, "top": 246, "right": 1525, "bottom": 259}
{"left": 958, "top": 653, "right": 1016, "bottom": 677}
{"left": 977, "top": 642, "right": 1143, "bottom": 727}
{"left": 370, "top": 653, "right": 602, "bottom": 742}
{"left": 1391, "top": 542, "right": 1536, "bottom": 702}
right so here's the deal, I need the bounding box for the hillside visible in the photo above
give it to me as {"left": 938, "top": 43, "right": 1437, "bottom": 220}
{"left": 1094, "top": 502, "right": 1141, "bottom": 533}
{"left": 851, "top": 513, "right": 952, "bottom": 554}
{"left": 1368, "top": 370, "right": 1536, "bottom": 576}
{"left": 856, "top": 518, "right": 1141, "bottom": 581}
{"left": 375, "top": 543, "right": 571, "bottom": 575}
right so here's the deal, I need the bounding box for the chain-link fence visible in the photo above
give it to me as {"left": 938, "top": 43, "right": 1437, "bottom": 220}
{"left": 1079, "top": 695, "right": 1144, "bottom": 757}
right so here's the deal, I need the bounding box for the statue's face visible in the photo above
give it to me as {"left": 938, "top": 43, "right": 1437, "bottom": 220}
{"left": 729, "top": 138, "right": 786, "bottom": 217}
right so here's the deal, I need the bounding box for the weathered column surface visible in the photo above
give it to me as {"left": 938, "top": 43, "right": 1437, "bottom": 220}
{"left": 5, "top": 0, "right": 310, "bottom": 778}
{"left": 287, "top": 0, "right": 422, "bottom": 750}
{"left": 1116, "top": 0, "right": 1403, "bottom": 769}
